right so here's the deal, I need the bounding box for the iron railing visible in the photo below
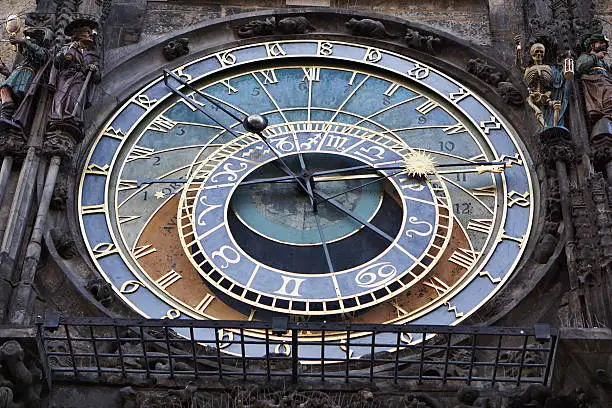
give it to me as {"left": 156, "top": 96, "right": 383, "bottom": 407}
{"left": 38, "top": 314, "right": 558, "bottom": 386}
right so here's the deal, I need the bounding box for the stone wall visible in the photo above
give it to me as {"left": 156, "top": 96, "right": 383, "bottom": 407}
{"left": 138, "top": 0, "right": 490, "bottom": 45}
{"left": 0, "top": 0, "right": 37, "bottom": 69}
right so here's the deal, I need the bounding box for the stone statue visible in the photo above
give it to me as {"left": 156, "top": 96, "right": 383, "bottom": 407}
{"left": 48, "top": 18, "right": 101, "bottom": 137}
{"left": 345, "top": 18, "right": 397, "bottom": 39}
{"left": 521, "top": 43, "right": 568, "bottom": 128}
{"left": 576, "top": 33, "right": 611, "bottom": 123}
{"left": 0, "top": 28, "right": 50, "bottom": 129}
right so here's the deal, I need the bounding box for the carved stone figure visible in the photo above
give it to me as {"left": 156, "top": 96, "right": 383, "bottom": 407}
{"left": 467, "top": 58, "right": 504, "bottom": 86}
{"left": 48, "top": 18, "right": 101, "bottom": 138}
{"left": 345, "top": 18, "right": 396, "bottom": 39}
{"left": 86, "top": 278, "right": 113, "bottom": 306}
{"left": 497, "top": 81, "right": 524, "bottom": 107}
{"left": 237, "top": 17, "right": 276, "bottom": 38}
{"left": 0, "top": 28, "right": 50, "bottom": 128}
{"left": 0, "top": 340, "right": 41, "bottom": 408}
{"left": 522, "top": 43, "right": 568, "bottom": 128}
{"left": 277, "top": 16, "right": 315, "bottom": 34}
{"left": 576, "top": 33, "right": 611, "bottom": 122}
{"left": 404, "top": 28, "right": 440, "bottom": 53}
{"left": 162, "top": 38, "right": 189, "bottom": 61}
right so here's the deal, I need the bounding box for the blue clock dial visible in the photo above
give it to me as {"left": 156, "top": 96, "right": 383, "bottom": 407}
{"left": 78, "top": 40, "right": 535, "bottom": 359}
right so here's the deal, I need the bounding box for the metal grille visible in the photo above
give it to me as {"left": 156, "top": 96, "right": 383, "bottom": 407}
{"left": 38, "top": 315, "right": 557, "bottom": 386}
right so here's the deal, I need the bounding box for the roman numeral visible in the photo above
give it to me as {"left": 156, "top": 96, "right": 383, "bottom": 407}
{"left": 119, "top": 215, "right": 140, "bottom": 224}
{"left": 302, "top": 67, "right": 320, "bottom": 82}
{"left": 443, "top": 123, "right": 467, "bottom": 135}
{"left": 416, "top": 99, "right": 437, "bottom": 115}
{"left": 449, "top": 248, "right": 480, "bottom": 270}
{"left": 127, "top": 146, "right": 155, "bottom": 162}
{"left": 258, "top": 69, "right": 278, "bottom": 84}
{"left": 423, "top": 276, "right": 451, "bottom": 297}
{"left": 181, "top": 93, "right": 206, "bottom": 111}
{"left": 132, "top": 244, "right": 157, "bottom": 259}
{"left": 148, "top": 116, "right": 177, "bottom": 132}
{"left": 392, "top": 299, "right": 408, "bottom": 318}
{"left": 383, "top": 82, "right": 401, "bottom": 96}
{"left": 194, "top": 294, "right": 215, "bottom": 313}
{"left": 118, "top": 179, "right": 138, "bottom": 191}
{"left": 472, "top": 185, "right": 496, "bottom": 197}
{"left": 467, "top": 218, "right": 493, "bottom": 234}
{"left": 156, "top": 270, "right": 182, "bottom": 289}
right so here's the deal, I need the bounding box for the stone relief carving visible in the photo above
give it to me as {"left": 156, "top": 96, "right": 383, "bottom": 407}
{"left": 50, "top": 228, "right": 77, "bottom": 259}
{"left": 0, "top": 340, "right": 42, "bottom": 408}
{"left": 85, "top": 278, "right": 113, "bottom": 307}
{"left": 467, "top": 58, "right": 524, "bottom": 106}
{"left": 345, "top": 18, "right": 397, "bottom": 39}
{"left": 162, "top": 38, "right": 189, "bottom": 61}
{"left": 404, "top": 28, "right": 441, "bottom": 53}
{"left": 237, "top": 16, "right": 315, "bottom": 38}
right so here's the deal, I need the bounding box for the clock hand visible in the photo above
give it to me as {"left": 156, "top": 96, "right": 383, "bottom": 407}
{"left": 314, "top": 169, "right": 406, "bottom": 206}
{"left": 309, "top": 161, "right": 507, "bottom": 177}
{"left": 163, "top": 69, "right": 314, "bottom": 200}
{"left": 313, "top": 189, "right": 395, "bottom": 243}
{"left": 312, "top": 210, "right": 334, "bottom": 272}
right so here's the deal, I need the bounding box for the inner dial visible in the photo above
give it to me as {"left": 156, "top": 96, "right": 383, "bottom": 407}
{"left": 178, "top": 124, "right": 453, "bottom": 315}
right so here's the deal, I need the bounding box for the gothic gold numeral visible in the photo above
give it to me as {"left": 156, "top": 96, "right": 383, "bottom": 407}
{"left": 148, "top": 116, "right": 177, "bottom": 132}
{"left": 479, "top": 271, "right": 502, "bottom": 284}
{"left": 274, "top": 276, "right": 305, "bottom": 297}
{"left": 479, "top": 116, "right": 502, "bottom": 134}
{"left": 266, "top": 42, "right": 286, "bottom": 57}
{"left": 217, "top": 329, "right": 234, "bottom": 348}
{"left": 407, "top": 63, "right": 430, "bottom": 79}
{"left": 102, "top": 126, "right": 125, "bottom": 140}
{"left": 120, "top": 280, "right": 142, "bottom": 294}
{"left": 467, "top": 218, "right": 493, "bottom": 234}
{"left": 216, "top": 51, "right": 236, "bottom": 66}
{"left": 364, "top": 47, "right": 382, "bottom": 63}
{"left": 93, "top": 242, "right": 118, "bottom": 259}
{"left": 448, "top": 248, "right": 480, "bottom": 270}
{"left": 448, "top": 87, "right": 470, "bottom": 103}
{"left": 162, "top": 309, "right": 181, "bottom": 319}
{"left": 507, "top": 190, "right": 530, "bottom": 207}
{"left": 194, "top": 294, "right": 215, "bottom": 313}
{"left": 175, "top": 67, "right": 192, "bottom": 81}
{"left": 499, "top": 153, "right": 523, "bottom": 167}
{"left": 133, "top": 94, "right": 158, "bottom": 109}
{"left": 156, "top": 269, "right": 182, "bottom": 289}
{"left": 85, "top": 163, "right": 110, "bottom": 176}
{"left": 81, "top": 204, "right": 106, "bottom": 214}
{"left": 500, "top": 231, "right": 524, "bottom": 246}
{"left": 317, "top": 41, "right": 334, "bottom": 56}
{"left": 274, "top": 343, "right": 291, "bottom": 356}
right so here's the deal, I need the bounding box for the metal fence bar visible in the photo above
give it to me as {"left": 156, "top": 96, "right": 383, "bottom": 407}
{"left": 38, "top": 316, "right": 557, "bottom": 386}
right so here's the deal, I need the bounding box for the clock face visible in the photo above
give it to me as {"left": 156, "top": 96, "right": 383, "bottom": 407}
{"left": 78, "top": 40, "right": 534, "bottom": 359}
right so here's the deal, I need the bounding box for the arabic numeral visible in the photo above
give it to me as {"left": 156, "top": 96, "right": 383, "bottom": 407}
{"left": 456, "top": 173, "right": 466, "bottom": 182}
{"left": 454, "top": 202, "right": 473, "bottom": 214}
{"left": 439, "top": 141, "right": 455, "bottom": 152}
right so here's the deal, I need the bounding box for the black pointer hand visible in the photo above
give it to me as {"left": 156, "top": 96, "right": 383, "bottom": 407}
{"left": 163, "top": 69, "right": 314, "bottom": 201}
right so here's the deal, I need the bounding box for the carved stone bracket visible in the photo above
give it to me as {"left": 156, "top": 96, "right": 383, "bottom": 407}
{"left": 162, "top": 38, "right": 189, "bottom": 61}
{"left": 41, "top": 129, "right": 80, "bottom": 161}
{"left": 0, "top": 129, "right": 28, "bottom": 158}
{"left": 539, "top": 126, "right": 576, "bottom": 166}
{"left": 404, "top": 28, "right": 441, "bottom": 54}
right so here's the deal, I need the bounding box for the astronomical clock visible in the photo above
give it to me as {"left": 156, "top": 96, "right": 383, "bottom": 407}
{"left": 77, "top": 36, "right": 535, "bottom": 359}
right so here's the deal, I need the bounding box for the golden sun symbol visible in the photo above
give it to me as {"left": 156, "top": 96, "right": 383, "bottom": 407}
{"left": 404, "top": 151, "right": 436, "bottom": 178}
